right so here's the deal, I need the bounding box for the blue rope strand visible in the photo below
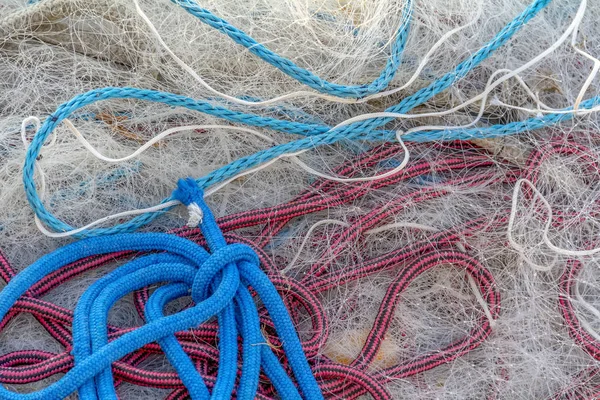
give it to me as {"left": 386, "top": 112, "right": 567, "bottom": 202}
{"left": 211, "top": 303, "right": 238, "bottom": 399}
{"left": 145, "top": 283, "right": 212, "bottom": 400}
{"left": 0, "top": 179, "right": 323, "bottom": 399}
{"left": 260, "top": 341, "right": 304, "bottom": 400}
{"left": 89, "top": 263, "right": 198, "bottom": 399}
{"left": 172, "top": 0, "right": 413, "bottom": 98}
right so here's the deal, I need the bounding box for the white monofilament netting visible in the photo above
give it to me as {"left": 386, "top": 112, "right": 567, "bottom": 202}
{"left": 1, "top": 0, "right": 600, "bottom": 398}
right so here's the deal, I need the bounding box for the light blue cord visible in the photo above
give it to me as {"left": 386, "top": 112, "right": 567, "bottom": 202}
{"left": 172, "top": 0, "right": 413, "bottom": 98}
{"left": 0, "top": 179, "right": 323, "bottom": 399}
{"left": 23, "top": 0, "right": 587, "bottom": 239}
{"left": 232, "top": 286, "right": 262, "bottom": 399}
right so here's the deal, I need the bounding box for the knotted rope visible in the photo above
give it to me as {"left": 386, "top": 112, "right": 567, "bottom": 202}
{"left": 0, "top": 178, "right": 323, "bottom": 400}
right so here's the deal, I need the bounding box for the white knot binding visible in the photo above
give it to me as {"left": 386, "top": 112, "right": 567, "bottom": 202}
{"left": 186, "top": 202, "right": 203, "bottom": 227}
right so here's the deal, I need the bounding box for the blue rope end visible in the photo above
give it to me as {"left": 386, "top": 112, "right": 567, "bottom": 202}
{"left": 173, "top": 178, "right": 204, "bottom": 206}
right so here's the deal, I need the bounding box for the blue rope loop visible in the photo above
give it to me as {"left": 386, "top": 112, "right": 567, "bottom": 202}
{"left": 0, "top": 178, "right": 323, "bottom": 400}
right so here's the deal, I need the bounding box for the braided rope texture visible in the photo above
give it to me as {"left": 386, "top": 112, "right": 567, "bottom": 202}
{"left": 172, "top": 0, "right": 413, "bottom": 98}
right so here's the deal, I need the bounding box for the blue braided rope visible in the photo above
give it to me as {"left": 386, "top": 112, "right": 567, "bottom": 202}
{"left": 0, "top": 179, "right": 323, "bottom": 400}
{"left": 172, "top": 0, "right": 413, "bottom": 98}
{"left": 146, "top": 283, "right": 213, "bottom": 399}
{"left": 24, "top": 0, "right": 583, "bottom": 238}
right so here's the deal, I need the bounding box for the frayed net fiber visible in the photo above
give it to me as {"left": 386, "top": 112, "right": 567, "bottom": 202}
{"left": 0, "top": 0, "right": 600, "bottom": 398}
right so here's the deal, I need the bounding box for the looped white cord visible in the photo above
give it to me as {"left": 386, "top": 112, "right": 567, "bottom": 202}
{"left": 329, "top": 66, "right": 539, "bottom": 136}
{"left": 508, "top": 178, "right": 600, "bottom": 260}
{"left": 280, "top": 219, "right": 351, "bottom": 276}
{"left": 494, "top": 9, "right": 600, "bottom": 116}
{"left": 62, "top": 120, "right": 276, "bottom": 163}
{"left": 289, "top": 130, "right": 410, "bottom": 183}
{"left": 507, "top": 179, "right": 561, "bottom": 272}
{"left": 28, "top": 119, "right": 410, "bottom": 237}
{"left": 569, "top": 0, "right": 599, "bottom": 111}
{"left": 493, "top": 0, "right": 598, "bottom": 115}
{"left": 21, "top": 116, "right": 56, "bottom": 148}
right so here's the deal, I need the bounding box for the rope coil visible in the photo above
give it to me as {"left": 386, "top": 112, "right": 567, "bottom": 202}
{"left": 0, "top": 178, "right": 322, "bottom": 400}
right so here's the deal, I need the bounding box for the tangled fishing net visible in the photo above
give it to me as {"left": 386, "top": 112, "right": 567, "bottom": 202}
{"left": 0, "top": 0, "right": 600, "bottom": 398}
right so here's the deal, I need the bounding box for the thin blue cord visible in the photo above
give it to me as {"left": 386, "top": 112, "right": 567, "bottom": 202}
{"left": 210, "top": 300, "right": 238, "bottom": 399}
{"left": 233, "top": 285, "right": 263, "bottom": 400}
{"left": 23, "top": 0, "right": 587, "bottom": 239}
{"left": 172, "top": 0, "right": 413, "bottom": 98}
{"left": 0, "top": 179, "right": 322, "bottom": 399}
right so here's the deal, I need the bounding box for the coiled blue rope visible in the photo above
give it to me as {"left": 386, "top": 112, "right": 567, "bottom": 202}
{"left": 0, "top": 178, "right": 323, "bottom": 400}
{"left": 23, "top": 0, "right": 596, "bottom": 239}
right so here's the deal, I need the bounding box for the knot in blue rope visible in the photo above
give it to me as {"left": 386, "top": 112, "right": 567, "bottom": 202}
{"left": 0, "top": 178, "right": 323, "bottom": 400}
